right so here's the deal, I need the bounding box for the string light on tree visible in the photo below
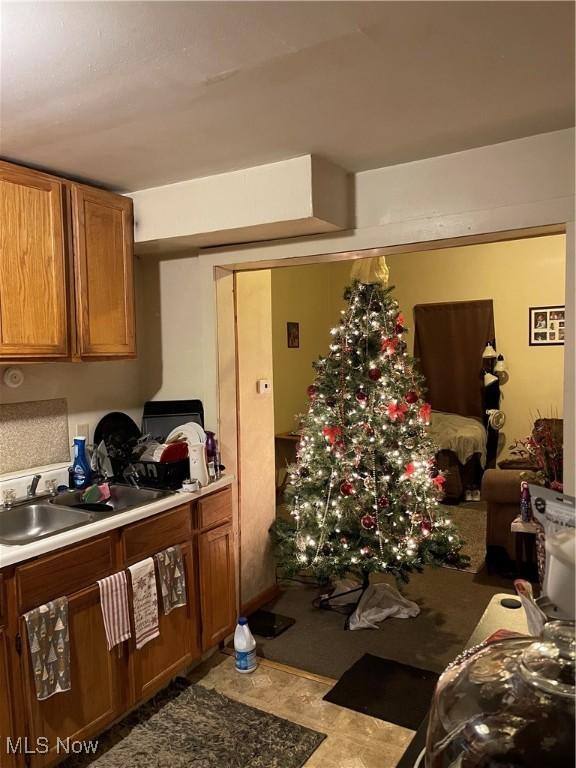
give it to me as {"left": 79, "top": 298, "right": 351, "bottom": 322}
{"left": 272, "top": 256, "right": 466, "bottom": 583}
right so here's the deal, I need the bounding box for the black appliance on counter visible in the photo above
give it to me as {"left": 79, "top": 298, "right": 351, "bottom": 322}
{"left": 94, "top": 400, "right": 205, "bottom": 490}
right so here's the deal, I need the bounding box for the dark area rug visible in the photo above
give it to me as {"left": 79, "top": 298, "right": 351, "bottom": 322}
{"left": 323, "top": 654, "right": 439, "bottom": 730}
{"left": 63, "top": 680, "right": 325, "bottom": 768}
{"left": 257, "top": 567, "right": 515, "bottom": 678}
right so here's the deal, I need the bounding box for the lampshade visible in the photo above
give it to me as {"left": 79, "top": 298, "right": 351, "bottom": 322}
{"left": 482, "top": 342, "right": 497, "bottom": 359}
{"left": 494, "top": 354, "right": 506, "bottom": 374}
{"left": 483, "top": 371, "right": 499, "bottom": 387}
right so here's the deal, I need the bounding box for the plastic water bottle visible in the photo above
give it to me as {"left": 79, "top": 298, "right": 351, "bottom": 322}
{"left": 234, "top": 617, "right": 257, "bottom": 673}
{"left": 71, "top": 436, "right": 92, "bottom": 490}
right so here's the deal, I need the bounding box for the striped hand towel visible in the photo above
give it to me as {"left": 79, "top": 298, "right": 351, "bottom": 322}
{"left": 97, "top": 572, "right": 131, "bottom": 651}
{"left": 128, "top": 558, "right": 160, "bottom": 649}
{"left": 154, "top": 545, "right": 187, "bottom": 615}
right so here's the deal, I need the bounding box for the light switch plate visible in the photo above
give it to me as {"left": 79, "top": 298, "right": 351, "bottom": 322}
{"left": 256, "top": 379, "right": 272, "bottom": 394}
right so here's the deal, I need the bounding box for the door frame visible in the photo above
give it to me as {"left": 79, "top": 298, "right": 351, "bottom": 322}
{"left": 215, "top": 223, "right": 572, "bottom": 610}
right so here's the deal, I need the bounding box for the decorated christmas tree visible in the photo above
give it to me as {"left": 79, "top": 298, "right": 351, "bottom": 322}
{"left": 274, "top": 258, "right": 465, "bottom": 584}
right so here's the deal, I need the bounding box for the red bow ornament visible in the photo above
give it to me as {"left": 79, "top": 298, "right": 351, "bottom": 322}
{"left": 419, "top": 403, "right": 432, "bottom": 423}
{"left": 404, "top": 462, "right": 416, "bottom": 477}
{"left": 433, "top": 475, "right": 446, "bottom": 490}
{"left": 322, "top": 426, "right": 343, "bottom": 446}
{"left": 381, "top": 336, "right": 399, "bottom": 355}
{"left": 387, "top": 401, "right": 408, "bottom": 422}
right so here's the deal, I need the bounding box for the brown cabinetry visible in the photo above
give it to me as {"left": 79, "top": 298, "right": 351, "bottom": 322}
{"left": 0, "top": 160, "right": 135, "bottom": 362}
{"left": 19, "top": 585, "right": 124, "bottom": 767}
{"left": 71, "top": 185, "right": 135, "bottom": 358}
{"left": 0, "top": 628, "right": 15, "bottom": 768}
{"left": 129, "top": 541, "right": 200, "bottom": 702}
{"left": 199, "top": 522, "right": 236, "bottom": 651}
{"left": 0, "top": 163, "right": 69, "bottom": 358}
{"left": 0, "top": 486, "right": 236, "bottom": 767}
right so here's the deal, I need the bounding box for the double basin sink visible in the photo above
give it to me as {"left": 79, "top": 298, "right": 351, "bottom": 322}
{"left": 0, "top": 485, "right": 170, "bottom": 546}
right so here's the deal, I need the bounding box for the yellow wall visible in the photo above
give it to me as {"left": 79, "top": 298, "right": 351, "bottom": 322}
{"left": 271, "top": 261, "right": 352, "bottom": 434}
{"left": 270, "top": 235, "right": 565, "bottom": 460}
{"left": 387, "top": 234, "right": 565, "bottom": 455}
{"left": 236, "top": 270, "right": 277, "bottom": 603}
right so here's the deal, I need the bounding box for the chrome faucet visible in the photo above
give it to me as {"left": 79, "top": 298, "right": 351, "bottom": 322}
{"left": 123, "top": 465, "right": 141, "bottom": 489}
{"left": 27, "top": 474, "right": 42, "bottom": 498}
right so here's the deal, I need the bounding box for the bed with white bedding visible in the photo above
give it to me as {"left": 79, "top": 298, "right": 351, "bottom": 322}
{"left": 428, "top": 411, "right": 488, "bottom": 502}
{"left": 428, "top": 411, "right": 488, "bottom": 468}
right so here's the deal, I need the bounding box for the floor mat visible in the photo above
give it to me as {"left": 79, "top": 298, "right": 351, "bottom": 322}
{"left": 323, "top": 653, "right": 439, "bottom": 730}
{"left": 63, "top": 679, "right": 325, "bottom": 768}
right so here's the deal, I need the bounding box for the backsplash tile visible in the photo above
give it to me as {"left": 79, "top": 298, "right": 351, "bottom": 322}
{"left": 0, "top": 398, "right": 70, "bottom": 475}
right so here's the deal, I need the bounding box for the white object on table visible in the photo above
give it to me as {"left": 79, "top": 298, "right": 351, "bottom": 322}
{"left": 511, "top": 516, "right": 538, "bottom": 534}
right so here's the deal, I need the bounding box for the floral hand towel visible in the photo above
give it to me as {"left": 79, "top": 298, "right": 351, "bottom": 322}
{"left": 128, "top": 558, "right": 160, "bottom": 649}
{"left": 154, "top": 545, "right": 187, "bottom": 615}
{"left": 24, "top": 597, "right": 71, "bottom": 701}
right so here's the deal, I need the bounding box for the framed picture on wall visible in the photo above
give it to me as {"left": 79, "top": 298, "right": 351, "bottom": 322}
{"left": 529, "top": 305, "right": 565, "bottom": 346}
{"left": 287, "top": 322, "right": 300, "bottom": 348}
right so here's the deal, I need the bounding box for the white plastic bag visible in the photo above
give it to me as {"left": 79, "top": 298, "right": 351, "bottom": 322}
{"left": 348, "top": 583, "right": 420, "bottom": 630}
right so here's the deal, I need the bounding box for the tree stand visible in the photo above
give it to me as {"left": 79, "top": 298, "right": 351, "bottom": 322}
{"left": 313, "top": 573, "right": 370, "bottom": 628}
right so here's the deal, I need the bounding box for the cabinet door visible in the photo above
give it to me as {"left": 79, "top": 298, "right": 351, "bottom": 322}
{"left": 0, "top": 163, "right": 69, "bottom": 358}
{"left": 199, "top": 523, "right": 236, "bottom": 651}
{"left": 130, "top": 541, "right": 200, "bottom": 704}
{"left": 19, "top": 585, "right": 123, "bottom": 767}
{"left": 0, "top": 629, "right": 15, "bottom": 768}
{"left": 71, "top": 184, "right": 135, "bottom": 358}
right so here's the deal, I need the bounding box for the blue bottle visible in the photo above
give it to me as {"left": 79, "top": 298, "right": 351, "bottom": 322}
{"left": 72, "top": 436, "right": 92, "bottom": 489}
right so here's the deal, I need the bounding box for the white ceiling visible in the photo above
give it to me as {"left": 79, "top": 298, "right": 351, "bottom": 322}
{"left": 1, "top": 1, "right": 574, "bottom": 192}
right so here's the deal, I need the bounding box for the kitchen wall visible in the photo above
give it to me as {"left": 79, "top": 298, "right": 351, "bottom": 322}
{"left": 386, "top": 234, "right": 565, "bottom": 456}
{"left": 0, "top": 263, "right": 146, "bottom": 474}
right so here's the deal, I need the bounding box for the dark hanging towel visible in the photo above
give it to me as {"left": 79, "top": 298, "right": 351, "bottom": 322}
{"left": 414, "top": 299, "right": 495, "bottom": 419}
{"left": 24, "top": 597, "right": 71, "bottom": 701}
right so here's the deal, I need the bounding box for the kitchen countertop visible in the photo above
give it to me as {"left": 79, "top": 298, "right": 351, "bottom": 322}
{"left": 0, "top": 474, "right": 233, "bottom": 569}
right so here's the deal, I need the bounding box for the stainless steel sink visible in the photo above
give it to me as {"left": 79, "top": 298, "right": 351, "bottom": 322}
{"left": 51, "top": 484, "right": 170, "bottom": 516}
{"left": 0, "top": 503, "right": 93, "bottom": 546}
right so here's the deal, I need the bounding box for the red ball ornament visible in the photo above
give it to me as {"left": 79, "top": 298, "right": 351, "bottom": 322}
{"left": 377, "top": 496, "right": 389, "bottom": 509}
{"left": 360, "top": 514, "right": 377, "bottom": 530}
{"left": 355, "top": 389, "right": 368, "bottom": 404}
{"left": 368, "top": 367, "right": 382, "bottom": 381}
{"left": 360, "top": 546, "right": 373, "bottom": 557}
{"left": 405, "top": 390, "right": 418, "bottom": 404}
{"left": 340, "top": 480, "right": 354, "bottom": 496}
{"left": 307, "top": 384, "right": 319, "bottom": 399}
{"left": 339, "top": 536, "right": 349, "bottom": 545}
{"left": 420, "top": 520, "right": 432, "bottom": 536}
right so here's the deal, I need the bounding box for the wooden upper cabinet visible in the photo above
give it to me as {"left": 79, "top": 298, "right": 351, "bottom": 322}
{"left": 0, "top": 163, "right": 69, "bottom": 358}
{"left": 71, "top": 184, "right": 136, "bottom": 358}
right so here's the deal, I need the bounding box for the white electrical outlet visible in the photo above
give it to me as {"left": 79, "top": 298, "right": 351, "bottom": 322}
{"left": 76, "top": 423, "right": 90, "bottom": 441}
{"left": 256, "top": 379, "right": 272, "bottom": 394}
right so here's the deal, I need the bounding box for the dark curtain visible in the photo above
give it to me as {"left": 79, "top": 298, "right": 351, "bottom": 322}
{"left": 413, "top": 299, "right": 495, "bottom": 419}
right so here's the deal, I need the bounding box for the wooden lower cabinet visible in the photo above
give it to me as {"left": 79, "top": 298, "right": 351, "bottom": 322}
{"left": 0, "top": 628, "right": 15, "bottom": 768}
{"left": 19, "top": 585, "right": 124, "bottom": 767}
{"left": 0, "top": 489, "right": 237, "bottom": 767}
{"left": 130, "top": 541, "right": 200, "bottom": 702}
{"left": 199, "top": 523, "right": 236, "bottom": 651}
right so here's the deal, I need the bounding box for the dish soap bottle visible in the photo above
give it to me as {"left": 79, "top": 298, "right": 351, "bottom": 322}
{"left": 234, "top": 617, "right": 257, "bottom": 674}
{"left": 71, "top": 436, "right": 92, "bottom": 490}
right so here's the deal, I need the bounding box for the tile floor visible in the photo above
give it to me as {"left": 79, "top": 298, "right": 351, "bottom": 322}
{"left": 189, "top": 653, "right": 415, "bottom": 768}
